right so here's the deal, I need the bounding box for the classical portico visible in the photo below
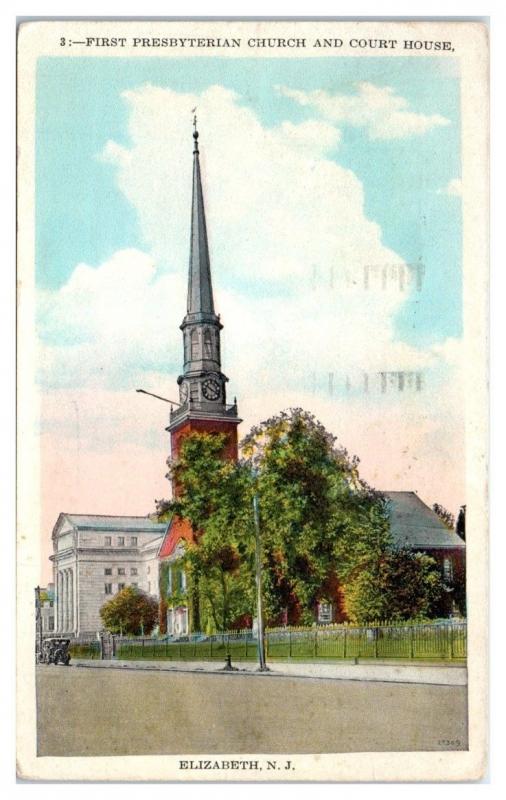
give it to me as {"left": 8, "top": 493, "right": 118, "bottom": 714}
{"left": 55, "top": 566, "right": 76, "bottom": 634}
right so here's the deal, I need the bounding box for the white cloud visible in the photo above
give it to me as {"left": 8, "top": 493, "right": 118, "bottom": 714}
{"left": 438, "top": 177, "right": 462, "bottom": 197}
{"left": 277, "top": 82, "right": 450, "bottom": 140}
{"left": 38, "top": 248, "right": 184, "bottom": 389}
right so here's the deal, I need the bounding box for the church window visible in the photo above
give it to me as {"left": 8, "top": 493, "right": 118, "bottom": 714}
{"left": 203, "top": 328, "right": 213, "bottom": 358}
{"left": 191, "top": 329, "right": 199, "bottom": 360}
{"left": 104, "top": 536, "right": 112, "bottom": 546}
{"left": 443, "top": 558, "right": 453, "bottom": 582}
{"left": 104, "top": 568, "right": 112, "bottom": 576}
{"left": 117, "top": 536, "right": 125, "bottom": 546}
{"left": 104, "top": 583, "right": 112, "bottom": 595}
{"left": 118, "top": 568, "right": 126, "bottom": 575}
{"left": 317, "top": 602, "right": 333, "bottom": 624}
{"left": 130, "top": 536, "right": 138, "bottom": 546}
{"left": 130, "top": 567, "right": 138, "bottom": 576}
{"left": 180, "top": 570, "right": 187, "bottom": 591}
{"left": 118, "top": 583, "right": 125, "bottom": 591}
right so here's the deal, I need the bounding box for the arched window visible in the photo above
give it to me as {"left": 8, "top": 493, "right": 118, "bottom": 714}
{"left": 203, "top": 328, "right": 213, "bottom": 359}
{"left": 191, "top": 329, "right": 199, "bottom": 360}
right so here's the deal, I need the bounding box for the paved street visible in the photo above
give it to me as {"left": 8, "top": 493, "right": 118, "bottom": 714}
{"left": 36, "top": 665, "right": 468, "bottom": 756}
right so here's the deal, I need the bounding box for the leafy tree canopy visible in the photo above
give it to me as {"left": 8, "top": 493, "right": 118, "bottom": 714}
{"left": 432, "top": 503, "right": 455, "bottom": 530}
{"left": 100, "top": 586, "right": 158, "bottom": 636}
{"left": 158, "top": 408, "right": 450, "bottom": 628}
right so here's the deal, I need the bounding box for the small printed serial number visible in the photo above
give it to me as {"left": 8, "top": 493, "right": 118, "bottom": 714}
{"left": 438, "top": 739, "right": 462, "bottom": 747}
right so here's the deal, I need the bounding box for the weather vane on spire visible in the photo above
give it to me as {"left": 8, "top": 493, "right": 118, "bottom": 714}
{"left": 191, "top": 107, "right": 199, "bottom": 152}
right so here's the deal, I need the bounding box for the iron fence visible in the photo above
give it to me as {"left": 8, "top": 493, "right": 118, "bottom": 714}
{"left": 106, "top": 621, "right": 466, "bottom": 663}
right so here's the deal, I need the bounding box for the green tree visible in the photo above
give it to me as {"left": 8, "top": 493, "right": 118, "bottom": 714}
{"left": 163, "top": 432, "right": 255, "bottom": 632}
{"left": 241, "top": 408, "right": 392, "bottom": 623}
{"left": 158, "top": 408, "right": 447, "bottom": 628}
{"left": 432, "top": 503, "right": 455, "bottom": 530}
{"left": 100, "top": 586, "right": 158, "bottom": 636}
{"left": 343, "top": 548, "right": 446, "bottom": 622}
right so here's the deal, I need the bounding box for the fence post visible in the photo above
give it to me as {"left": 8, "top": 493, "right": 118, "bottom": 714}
{"left": 344, "top": 627, "right": 347, "bottom": 659}
{"left": 375, "top": 627, "right": 379, "bottom": 659}
{"left": 450, "top": 625, "right": 454, "bottom": 660}
{"left": 179, "top": 641, "right": 182, "bottom": 659}
{"left": 165, "top": 638, "right": 168, "bottom": 658}
{"left": 289, "top": 629, "right": 292, "bottom": 659}
{"left": 410, "top": 626, "right": 414, "bottom": 659}
{"left": 210, "top": 638, "right": 213, "bottom": 659}
{"left": 314, "top": 630, "right": 318, "bottom": 659}
{"left": 142, "top": 638, "right": 144, "bottom": 659}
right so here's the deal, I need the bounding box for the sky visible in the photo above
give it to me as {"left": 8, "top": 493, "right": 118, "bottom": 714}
{"left": 36, "top": 55, "right": 463, "bottom": 582}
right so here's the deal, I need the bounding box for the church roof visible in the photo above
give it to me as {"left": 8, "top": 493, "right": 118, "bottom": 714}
{"left": 384, "top": 492, "right": 465, "bottom": 550}
{"left": 187, "top": 125, "right": 215, "bottom": 317}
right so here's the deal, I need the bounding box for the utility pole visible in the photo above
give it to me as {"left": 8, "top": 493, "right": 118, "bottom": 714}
{"left": 252, "top": 481, "right": 268, "bottom": 671}
{"left": 34, "top": 585, "right": 43, "bottom": 662}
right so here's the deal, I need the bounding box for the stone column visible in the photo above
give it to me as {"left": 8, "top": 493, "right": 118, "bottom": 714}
{"left": 57, "top": 571, "right": 63, "bottom": 632}
{"left": 68, "top": 569, "right": 73, "bottom": 634}
{"left": 63, "top": 570, "right": 69, "bottom": 632}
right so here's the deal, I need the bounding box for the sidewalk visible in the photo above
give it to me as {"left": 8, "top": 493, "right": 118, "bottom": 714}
{"left": 71, "top": 657, "right": 467, "bottom": 686}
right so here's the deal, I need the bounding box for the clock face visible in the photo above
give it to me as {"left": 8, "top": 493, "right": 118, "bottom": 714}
{"left": 180, "top": 382, "right": 188, "bottom": 402}
{"left": 202, "top": 378, "right": 221, "bottom": 401}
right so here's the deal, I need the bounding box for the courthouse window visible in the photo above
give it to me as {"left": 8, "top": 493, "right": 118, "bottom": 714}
{"left": 118, "top": 568, "right": 126, "bottom": 575}
{"left": 104, "top": 536, "right": 112, "bottom": 546}
{"left": 118, "top": 583, "right": 125, "bottom": 591}
{"left": 130, "top": 536, "right": 138, "bottom": 546}
{"left": 104, "top": 583, "right": 112, "bottom": 594}
{"left": 131, "top": 567, "right": 138, "bottom": 576}
{"left": 104, "top": 568, "right": 112, "bottom": 576}
{"left": 117, "top": 537, "right": 125, "bottom": 546}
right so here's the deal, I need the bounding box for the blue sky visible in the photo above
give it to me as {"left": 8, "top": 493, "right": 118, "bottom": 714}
{"left": 36, "top": 56, "right": 461, "bottom": 350}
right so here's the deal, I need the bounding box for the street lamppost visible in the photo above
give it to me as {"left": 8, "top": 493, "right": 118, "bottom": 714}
{"left": 251, "top": 469, "right": 268, "bottom": 672}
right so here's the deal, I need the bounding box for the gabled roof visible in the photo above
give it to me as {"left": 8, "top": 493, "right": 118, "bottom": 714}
{"left": 158, "top": 516, "right": 195, "bottom": 559}
{"left": 52, "top": 513, "right": 168, "bottom": 539}
{"left": 384, "top": 492, "right": 465, "bottom": 550}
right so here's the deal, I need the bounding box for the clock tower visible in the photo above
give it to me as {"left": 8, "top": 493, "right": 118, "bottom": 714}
{"left": 166, "top": 121, "right": 241, "bottom": 468}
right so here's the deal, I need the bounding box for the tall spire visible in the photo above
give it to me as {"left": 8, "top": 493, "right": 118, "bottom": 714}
{"left": 187, "top": 118, "right": 215, "bottom": 316}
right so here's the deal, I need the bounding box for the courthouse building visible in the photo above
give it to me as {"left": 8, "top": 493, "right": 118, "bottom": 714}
{"left": 50, "top": 513, "right": 168, "bottom": 635}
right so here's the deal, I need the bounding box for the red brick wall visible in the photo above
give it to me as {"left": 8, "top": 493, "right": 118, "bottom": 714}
{"left": 170, "top": 418, "right": 239, "bottom": 464}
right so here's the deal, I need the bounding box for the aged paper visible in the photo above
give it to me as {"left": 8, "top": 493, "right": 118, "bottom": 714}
{"left": 17, "top": 19, "right": 488, "bottom": 781}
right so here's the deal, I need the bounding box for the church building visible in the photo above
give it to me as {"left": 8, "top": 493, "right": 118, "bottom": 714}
{"left": 157, "top": 122, "right": 241, "bottom": 636}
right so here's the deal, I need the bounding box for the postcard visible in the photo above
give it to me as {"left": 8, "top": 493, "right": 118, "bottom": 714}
{"left": 17, "top": 19, "right": 488, "bottom": 781}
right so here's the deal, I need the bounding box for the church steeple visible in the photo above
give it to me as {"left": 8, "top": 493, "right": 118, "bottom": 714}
{"left": 167, "top": 119, "right": 241, "bottom": 451}
{"left": 187, "top": 121, "right": 215, "bottom": 316}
